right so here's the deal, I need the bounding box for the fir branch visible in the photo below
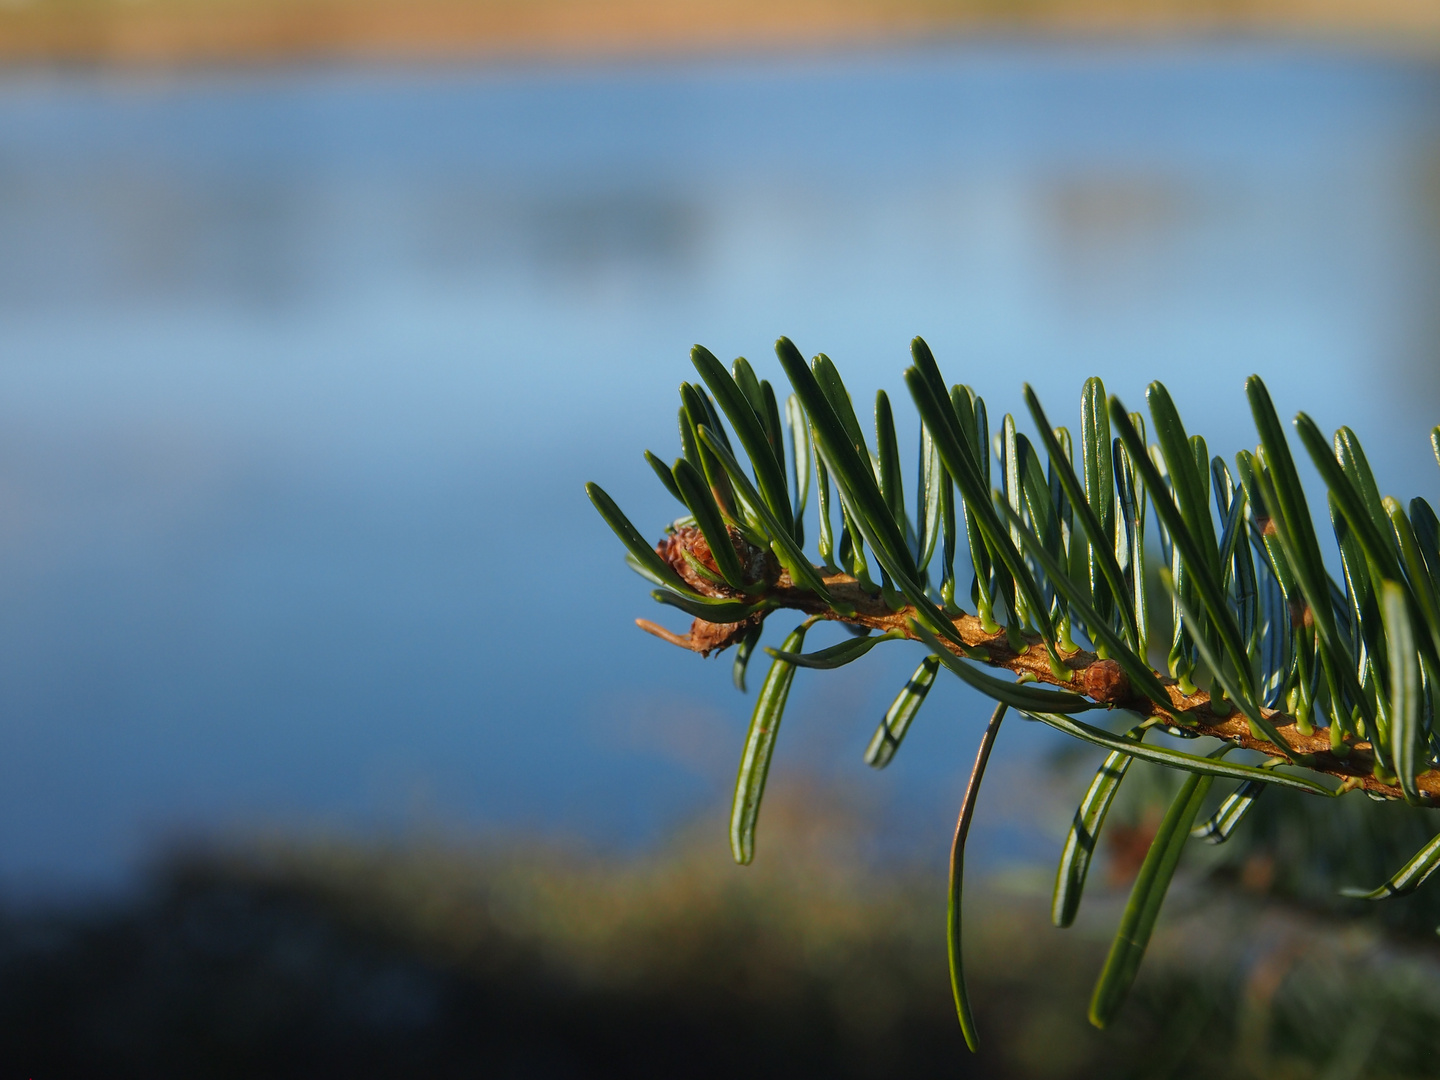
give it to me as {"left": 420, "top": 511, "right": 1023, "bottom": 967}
{"left": 590, "top": 333, "right": 1440, "bottom": 1040}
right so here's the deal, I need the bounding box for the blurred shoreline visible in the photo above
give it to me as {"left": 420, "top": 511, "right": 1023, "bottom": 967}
{"left": 8, "top": 811, "right": 1440, "bottom": 1076}
{"left": 0, "top": 0, "right": 1438, "bottom": 68}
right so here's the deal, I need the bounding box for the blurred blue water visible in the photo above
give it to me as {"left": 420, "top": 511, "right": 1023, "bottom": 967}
{"left": 0, "top": 44, "right": 1436, "bottom": 892}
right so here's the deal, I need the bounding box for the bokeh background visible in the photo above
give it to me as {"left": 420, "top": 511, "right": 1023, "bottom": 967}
{"left": 1, "top": 3, "right": 1439, "bottom": 1076}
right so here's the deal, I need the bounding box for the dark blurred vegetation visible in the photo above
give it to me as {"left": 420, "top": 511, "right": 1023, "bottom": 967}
{"left": 2, "top": 784, "right": 1440, "bottom": 1078}
{"left": 0, "top": 0, "right": 1436, "bottom": 66}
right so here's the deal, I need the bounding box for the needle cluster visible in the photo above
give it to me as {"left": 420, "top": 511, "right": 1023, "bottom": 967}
{"left": 588, "top": 336, "right": 1440, "bottom": 1039}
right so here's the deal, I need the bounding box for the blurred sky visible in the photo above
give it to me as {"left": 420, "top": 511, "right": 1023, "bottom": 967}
{"left": 0, "top": 42, "right": 1436, "bottom": 894}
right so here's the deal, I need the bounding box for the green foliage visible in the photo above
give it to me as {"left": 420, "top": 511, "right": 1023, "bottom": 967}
{"left": 865, "top": 655, "right": 942, "bottom": 768}
{"left": 948, "top": 702, "right": 1007, "bottom": 1051}
{"left": 1052, "top": 726, "right": 1142, "bottom": 929}
{"left": 1089, "top": 747, "right": 1225, "bottom": 1029}
{"left": 591, "top": 336, "right": 1440, "bottom": 1045}
{"left": 730, "top": 620, "right": 811, "bottom": 865}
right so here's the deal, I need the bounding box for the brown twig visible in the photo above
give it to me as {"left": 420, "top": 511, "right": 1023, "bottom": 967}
{"left": 642, "top": 562, "right": 1430, "bottom": 802}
